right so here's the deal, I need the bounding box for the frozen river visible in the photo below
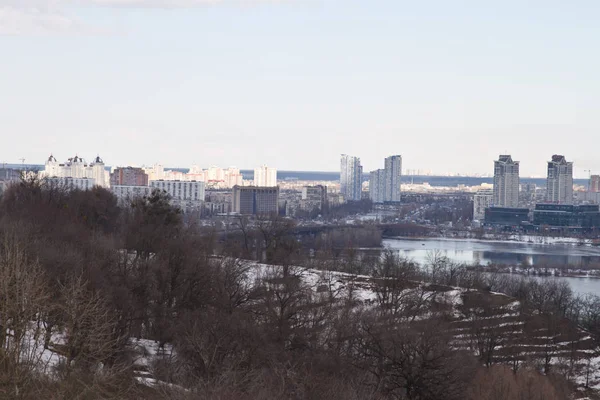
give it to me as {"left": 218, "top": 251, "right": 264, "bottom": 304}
{"left": 384, "top": 238, "right": 600, "bottom": 296}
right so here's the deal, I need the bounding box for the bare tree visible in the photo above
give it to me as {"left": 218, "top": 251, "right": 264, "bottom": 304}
{"left": 57, "top": 275, "right": 120, "bottom": 378}
{"left": 0, "top": 233, "right": 51, "bottom": 395}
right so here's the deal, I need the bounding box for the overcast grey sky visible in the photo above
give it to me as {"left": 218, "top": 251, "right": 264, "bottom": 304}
{"left": 1, "top": 0, "right": 599, "bottom": 177}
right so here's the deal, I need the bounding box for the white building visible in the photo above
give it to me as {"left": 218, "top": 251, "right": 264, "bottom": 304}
{"left": 111, "top": 185, "right": 152, "bottom": 203}
{"left": 340, "top": 154, "right": 363, "bottom": 201}
{"left": 384, "top": 155, "right": 402, "bottom": 202}
{"left": 546, "top": 155, "right": 573, "bottom": 204}
{"left": 493, "top": 155, "right": 519, "bottom": 208}
{"left": 254, "top": 165, "right": 277, "bottom": 187}
{"left": 473, "top": 189, "right": 493, "bottom": 220}
{"left": 369, "top": 155, "right": 402, "bottom": 203}
{"left": 150, "top": 180, "right": 205, "bottom": 210}
{"left": 46, "top": 177, "right": 96, "bottom": 191}
{"left": 143, "top": 164, "right": 166, "bottom": 181}
{"left": 144, "top": 164, "right": 243, "bottom": 189}
{"left": 41, "top": 154, "right": 110, "bottom": 187}
{"left": 204, "top": 166, "right": 243, "bottom": 188}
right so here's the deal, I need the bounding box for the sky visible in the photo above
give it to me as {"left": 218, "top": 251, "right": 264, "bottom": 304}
{"left": 1, "top": 0, "right": 599, "bottom": 177}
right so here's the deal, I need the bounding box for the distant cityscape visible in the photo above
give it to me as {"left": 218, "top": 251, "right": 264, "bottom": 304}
{"left": 1, "top": 151, "right": 600, "bottom": 231}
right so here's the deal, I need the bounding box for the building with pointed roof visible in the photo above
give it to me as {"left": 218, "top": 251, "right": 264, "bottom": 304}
{"left": 41, "top": 154, "right": 110, "bottom": 188}
{"left": 493, "top": 155, "right": 520, "bottom": 208}
{"left": 546, "top": 155, "right": 573, "bottom": 204}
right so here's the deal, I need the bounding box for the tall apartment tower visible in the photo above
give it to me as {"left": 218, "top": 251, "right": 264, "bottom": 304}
{"left": 384, "top": 155, "right": 402, "bottom": 203}
{"left": 369, "top": 169, "right": 386, "bottom": 203}
{"left": 254, "top": 165, "right": 277, "bottom": 187}
{"left": 369, "top": 154, "right": 403, "bottom": 204}
{"left": 340, "top": 154, "right": 363, "bottom": 201}
{"left": 493, "top": 155, "right": 520, "bottom": 207}
{"left": 546, "top": 155, "right": 573, "bottom": 204}
{"left": 590, "top": 175, "right": 600, "bottom": 193}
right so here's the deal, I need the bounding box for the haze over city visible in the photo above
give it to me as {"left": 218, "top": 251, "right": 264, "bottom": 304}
{"left": 2, "top": 0, "right": 599, "bottom": 177}
{"left": 6, "top": 1, "right": 600, "bottom": 399}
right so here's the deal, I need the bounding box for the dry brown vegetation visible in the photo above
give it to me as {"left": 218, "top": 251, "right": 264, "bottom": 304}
{"left": 0, "top": 179, "right": 598, "bottom": 399}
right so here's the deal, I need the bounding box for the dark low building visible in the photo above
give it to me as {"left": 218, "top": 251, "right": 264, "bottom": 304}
{"left": 484, "top": 207, "right": 530, "bottom": 226}
{"left": 232, "top": 186, "right": 279, "bottom": 215}
{"left": 533, "top": 204, "right": 600, "bottom": 228}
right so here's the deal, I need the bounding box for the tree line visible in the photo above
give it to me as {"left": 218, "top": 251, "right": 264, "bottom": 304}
{"left": 0, "top": 179, "right": 596, "bottom": 399}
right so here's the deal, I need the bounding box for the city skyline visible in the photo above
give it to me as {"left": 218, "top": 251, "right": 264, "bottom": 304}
{"left": 5, "top": 153, "right": 596, "bottom": 180}
{"left": 2, "top": 1, "right": 599, "bottom": 177}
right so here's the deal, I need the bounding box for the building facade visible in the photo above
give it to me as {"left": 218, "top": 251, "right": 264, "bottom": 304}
{"left": 533, "top": 204, "right": 600, "bottom": 228}
{"left": 384, "top": 155, "right": 402, "bottom": 203}
{"left": 493, "top": 155, "right": 520, "bottom": 208}
{"left": 301, "top": 185, "right": 328, "bottom": 212}
{"left": 110, "top": 167, "right": 149, "bottom": 187}
{"left": 111, "top": 185, "right": 152, "bottom": 203}
{"left": 232, "top": 186, "right": 279, "bottom": 215}
{"left": 369, "top": 155, "right": 402, "bottom": 204}
{"left": 369, "top": 169, "right": 386, "bottom": 204}
{"left": 340, "top": 154, "right": 363, "bottom": 201}
{"left": 546, "top": 155, "right": 573, "bottom": 204}
{"left": 42, "top": 154, "right": 110, "bottom": 188}
{"left": 484, "top": 207, "right": 529, "bottom": 227}
{"left": 254, "top": 165, "right": 277, "bottom": 187}
{"left": 149, "top": 180, "right": 205, "bottom": 211}
{"left": 473, "top": 189, "right": 493, "bottom": 220}
{"left": 591, "top": 175, "right": 600, "bottom": 193}
{"left": 46, "top": 177, "right": 96, "bottom": 191}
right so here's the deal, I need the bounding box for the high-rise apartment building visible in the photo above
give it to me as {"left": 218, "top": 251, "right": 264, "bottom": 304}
{"left": 473, "top": 189, "right": 493, "bottom": 220}
{"left": 369, "top": 155, "right": 402, "bottom": 204}
{"left": 369, "top": 169, "right": 386, "bottom": 204}
{"left": 232, "top": 186, "right": 279, "bottom": 215}
{"left": 110, "top": 167, "right": 149, "bottom": 187}
{"left": 546, "top": 155, "right": 573, "bottom": 204}
{"left": 340, "top": 154, "right": 363, "bottom": 201}
{"left": 590, "top": 175, "right": 600, "bottom": 192}
{"left": 384, "top": 155, "right": 402, "bottom": 203}
{"left": 254, "top": 165, "right": 277, "bottom": 187}
{"left": 493, "top": 155, "right": 520, "bottom": 208}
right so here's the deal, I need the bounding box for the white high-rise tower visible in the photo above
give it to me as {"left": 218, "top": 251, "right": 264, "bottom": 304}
{"left": 384, "top": 155, "right": 402, "bottom": 203}
{"left": 254, "top": 165, "right": 277, "bottom": 187}
{"left": 340, "top": 154, "right": 363, "bottom": 201}
{"left": 369, "top": 155, "right": 402, "bottom": 204}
